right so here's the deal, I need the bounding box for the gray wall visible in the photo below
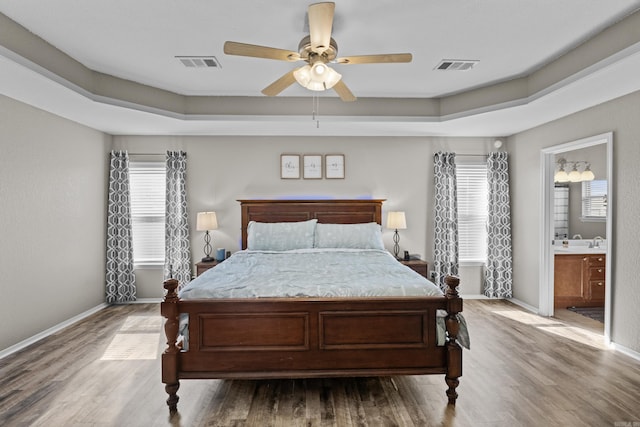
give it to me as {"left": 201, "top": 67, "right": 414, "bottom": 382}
{"left": 113, "top": 136, "right": 497, "bottom": 299}
{"left": 0, "top": 94, "right": 111, "bottom": 351}
{"left": 5, "top": 87, "right": 639, "bottom": 356}
{"left": 510, "top": 89, "right": 640, "bottom": 354}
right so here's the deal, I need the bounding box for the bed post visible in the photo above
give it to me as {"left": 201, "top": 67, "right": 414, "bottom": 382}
{"left": 444, "top": 275, "right": 462, "bottom": 405}
{"left": 161, "top": 277, "right": 180, "bottom": 414}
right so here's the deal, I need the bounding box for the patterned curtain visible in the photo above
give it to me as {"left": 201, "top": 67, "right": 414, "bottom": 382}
{"left": 484, "top": 152, "right": 513, "bottom": 298}
{"left": 106, "top": 151, "right": 136, "bottom": 303}
{"left": 165, "top": 151, "right": 191, "bottom": 289}
{"left": 433, "top": 152, "right": 459, "bottom": 291}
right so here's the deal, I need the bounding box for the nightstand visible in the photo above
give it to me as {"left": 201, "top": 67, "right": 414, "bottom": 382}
{"left": 196, "top": 260, "right": 219, "bottom": 277}
{"left": 400, "top": 259, "right": 429, "bottom": 278}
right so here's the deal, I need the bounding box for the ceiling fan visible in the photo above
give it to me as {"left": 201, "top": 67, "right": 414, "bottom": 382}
{"left": 223, "top": 2, "right": 412, "bottom": 102}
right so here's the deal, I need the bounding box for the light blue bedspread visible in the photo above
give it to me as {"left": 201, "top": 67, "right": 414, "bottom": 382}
{"left": 178, "top": 249, "right": 469, "bottom": 349}
{"left": 180, "top": 249, "right": 443, "bottom": 299}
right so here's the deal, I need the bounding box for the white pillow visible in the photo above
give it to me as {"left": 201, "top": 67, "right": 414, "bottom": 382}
{"left": 314, "top": 222, "right": 385, "bottom": 250}
{"left": 247, "top": 219, "right": 317, "bottom": 251}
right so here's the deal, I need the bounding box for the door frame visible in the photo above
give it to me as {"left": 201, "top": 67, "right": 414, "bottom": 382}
{"left": 539, "top": 132, "right": 613, "bottom": 343}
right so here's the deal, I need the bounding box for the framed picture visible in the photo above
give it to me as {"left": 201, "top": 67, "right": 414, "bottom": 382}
{"left": 303, "top": 154, "right": 323, "bottom": 179}
{"left": 280, "top": 154, "right": 300, "bottom": 179}
{"left": 325, "top": 154, "right": 345, "bottom": 179}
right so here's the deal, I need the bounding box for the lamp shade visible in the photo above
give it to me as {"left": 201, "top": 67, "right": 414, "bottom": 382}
{"left": 386, "top": 211, "right": 407, "bottom": 230}
{"left": 554, "top": 169, "right": 570, "bottom": 183}
{"left": 581, "top": 164, "right": 595, "bottom": 181}
{"left": 568, "top": 164, "right": 582, "bottom": 182}
{"left": 196, "top": 211, "right": 218, "bottom": 231}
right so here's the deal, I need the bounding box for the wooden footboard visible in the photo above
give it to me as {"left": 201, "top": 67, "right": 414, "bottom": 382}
{"left": 161, "top": 275, "right": 462, "bottom": 414}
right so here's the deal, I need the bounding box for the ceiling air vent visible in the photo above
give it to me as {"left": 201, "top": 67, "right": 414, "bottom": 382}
{"left": 435, "top": 59, "right": 478, "bottom": 71}
{"left": 176, "top": 56, "right": 221, "bottom": 68}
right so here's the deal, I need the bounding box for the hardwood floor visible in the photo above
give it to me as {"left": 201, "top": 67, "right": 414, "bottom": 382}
{"left": 1, "top": 300, "right": 638, "bottom": 426}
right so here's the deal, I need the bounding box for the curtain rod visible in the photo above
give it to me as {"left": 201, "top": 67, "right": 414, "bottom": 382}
{"left": 128, "top": 153, "right": 165, "bottom": 156}
{"left": 456, "top": 154, "right": 489, "bottom": 157}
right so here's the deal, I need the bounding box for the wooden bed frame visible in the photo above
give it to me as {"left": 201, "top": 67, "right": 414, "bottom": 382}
{"left": 161, "top": 199, "right": 463, "bottom": 414}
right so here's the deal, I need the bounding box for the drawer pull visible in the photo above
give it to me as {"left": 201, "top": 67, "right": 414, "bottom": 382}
{"left": 596, "top": 282, "right": 604, "bottom": 286}
{"left": 597, "top": 269, "right": 603, "bottom": 273}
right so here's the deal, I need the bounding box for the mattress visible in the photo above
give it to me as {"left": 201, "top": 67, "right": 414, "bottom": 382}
{"left": 177, "top": 249, "right": 469, "bottom": 349}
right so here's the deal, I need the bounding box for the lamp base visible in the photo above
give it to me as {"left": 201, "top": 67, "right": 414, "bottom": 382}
{"left": 201, "top": 256, "right": 215, "bottom": 263}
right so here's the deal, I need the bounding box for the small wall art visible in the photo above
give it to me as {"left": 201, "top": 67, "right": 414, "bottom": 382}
{"left": 303, "top": 154, "right": 323, "bottom": 179}
{"left": 325, "top": 154, "right": 345, "bottom": 179}
{"left": 280, "top": 154, "right": 300, "bottom": 179}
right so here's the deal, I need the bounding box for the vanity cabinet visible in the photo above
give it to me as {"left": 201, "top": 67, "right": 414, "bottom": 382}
{"left": 554, "top": 253, "right": 606, "bottom": 308}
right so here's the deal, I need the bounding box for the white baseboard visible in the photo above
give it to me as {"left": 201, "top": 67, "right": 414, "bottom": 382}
{"left": 504, "top": 299, "right": 640, "bottom": 361}
{"left": 459, "top": 294, "right": 491, "bottom": 300}
{"left": 0, "top": 302, "right": 108, "bottom": 360}
{"left": 507, "top": 297, "right": 539, "bottom": 314}
{"left": 119, "top": 298, "right": 162, "bottom": 304}
{"left": 611, "top": 342, "right": 640, "bottom": 362}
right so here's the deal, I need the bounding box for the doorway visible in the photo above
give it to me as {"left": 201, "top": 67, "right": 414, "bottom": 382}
{"left": 539, "top": 132, "right": 613, "bottom": 344}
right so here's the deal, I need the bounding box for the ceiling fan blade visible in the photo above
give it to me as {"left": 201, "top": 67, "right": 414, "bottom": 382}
{"left": 335, "top": 53, "right": 413, "bottom": 65}
{"left": 262, "top": 69, "right": 298, "bottom": 96}
{"left": 308, "top": 2, "right": 335, "bottom": 54}
{"left": 333, "top": 80, "right": 356, "bottom": 102}
{"left": 224, "top": 41, "right": 300, "bottom": 62}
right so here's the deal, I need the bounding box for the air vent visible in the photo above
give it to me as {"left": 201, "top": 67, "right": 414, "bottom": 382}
{"left": 176, "top": 56, "right": 221, "bottom": 68}
{"left": 435, "top": 59, "right": 478, "bottom": 71}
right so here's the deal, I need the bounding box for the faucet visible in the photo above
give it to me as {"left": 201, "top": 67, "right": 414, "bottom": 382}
{"left": 591, "top": 236, "right": 604, "bottom": 248}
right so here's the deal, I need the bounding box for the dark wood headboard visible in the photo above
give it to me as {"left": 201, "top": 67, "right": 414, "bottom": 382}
{"left": 237, "top": 199, "right": 385, "bottom": 249}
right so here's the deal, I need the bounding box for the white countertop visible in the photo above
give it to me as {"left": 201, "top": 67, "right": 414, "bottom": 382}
{"left": 553, "top": 246, "right": 606, "bottom": 255}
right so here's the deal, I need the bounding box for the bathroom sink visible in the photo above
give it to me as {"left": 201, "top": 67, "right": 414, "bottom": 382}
{"left": 554, "top": 246, "right": 606, "bottom": 254}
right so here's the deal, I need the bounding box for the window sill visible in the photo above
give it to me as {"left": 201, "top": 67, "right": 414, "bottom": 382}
{"left": 580, "top": 216, "right": 606, "bottom": 222}
{"left": 459, "top": 261, "right": 485, "bottom": 267}
{"left": 134, "top": 263, "right": 164, "bottom": 270}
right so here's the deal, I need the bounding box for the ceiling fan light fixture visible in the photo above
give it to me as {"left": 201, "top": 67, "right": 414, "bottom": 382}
{"left": 293, "top": 65, "right": 312, "bottom": 87}
{"left": 312, "top": 62, "right": 326, "bottom": 76}
{"left": 294, "top": 63, "right": 341, "bottom": 91}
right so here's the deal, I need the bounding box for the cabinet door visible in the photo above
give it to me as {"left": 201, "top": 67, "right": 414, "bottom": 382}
{"left": 554, "top": 255, "right": 587, "bottom": 308}
{"left": 588, "top": 280, "right": 606, "bottom": 304}
{"left": 586, "top": 254, "right": 606, "bottom": 305}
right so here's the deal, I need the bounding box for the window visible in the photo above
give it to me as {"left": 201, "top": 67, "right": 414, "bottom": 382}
{"left": 456, "top": 161, "right": 488, "bottom": 263}
{"left": 581, "top": 179, "right": 607, "bottom": 221}
{"left": 129, "top": 161, "right": 166, "bottom": 266}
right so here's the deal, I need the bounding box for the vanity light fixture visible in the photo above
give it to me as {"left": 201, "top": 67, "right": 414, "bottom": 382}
{"left": 554, "top": 160, "right": 570, "bottom": 183}
{"left": 568, "top": 163, "right": 582, "bottom": 182}
{"left": 581, "top": 163, "right": 595, "bottom": 181}
{"left": 554, "top": 158, "right": 595, "bottom": 183}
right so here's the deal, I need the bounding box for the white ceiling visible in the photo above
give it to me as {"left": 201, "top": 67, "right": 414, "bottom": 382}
{"left": 1, "top": 0, "right": 640, "bottom": 136}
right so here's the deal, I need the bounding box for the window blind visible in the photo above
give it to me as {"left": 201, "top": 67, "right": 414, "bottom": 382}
{"left": 582, "top": 179, "right": 607, "bottom": 220}
{"left": 456, "top": 162, "right": 488, "bottom": 263}
{"left": 129, "top": 161, "right": 166, "bottom": 266}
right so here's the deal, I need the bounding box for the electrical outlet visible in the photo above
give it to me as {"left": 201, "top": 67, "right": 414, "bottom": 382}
{"left": 429, "top": 270, "right": 436, "bottom": 279}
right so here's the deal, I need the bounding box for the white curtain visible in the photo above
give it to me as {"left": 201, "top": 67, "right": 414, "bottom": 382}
{"left": 164, "top": 151, "right": 191, "bottom": 289}
{"left": 433, "top": 152, "right": 459, "bottom": 291}
{"left": 105, "top": 151, "right": 136, "bottom": 303}
{"left": 484, "top": 152, "right": 513, "bottom": 297}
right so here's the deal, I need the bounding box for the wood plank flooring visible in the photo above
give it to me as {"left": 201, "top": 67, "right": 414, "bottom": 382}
{"left": 1, "top": 300, "right": 639, "bottom": 426}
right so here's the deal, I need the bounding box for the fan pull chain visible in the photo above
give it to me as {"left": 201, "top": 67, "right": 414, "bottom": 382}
{"left": 312, "top": 95, "right": 320, "bottom": 128}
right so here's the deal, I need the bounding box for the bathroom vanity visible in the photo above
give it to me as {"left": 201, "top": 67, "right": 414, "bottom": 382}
{"left": 554, "top": 250, "right": 606, "bottom": 308}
